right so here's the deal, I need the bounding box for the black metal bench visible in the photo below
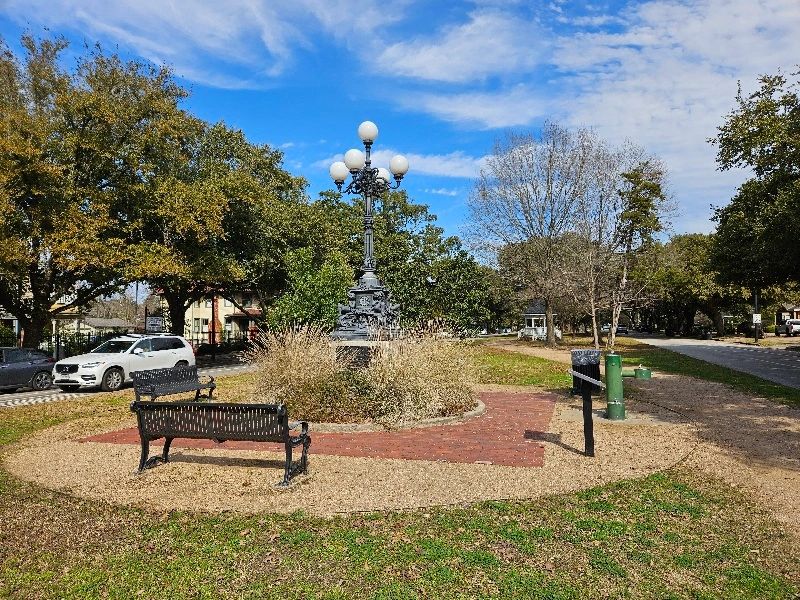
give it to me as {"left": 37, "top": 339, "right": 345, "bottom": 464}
{"left": 130, "top": 400, "right": 311, "bottom": 486}
{"left": 131, "top": 366, "right": 215, "bottom": 403}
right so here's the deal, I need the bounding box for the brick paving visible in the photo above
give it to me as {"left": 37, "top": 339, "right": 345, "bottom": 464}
{"left": 82, "top": 391, "right": 555, "bottom": 467}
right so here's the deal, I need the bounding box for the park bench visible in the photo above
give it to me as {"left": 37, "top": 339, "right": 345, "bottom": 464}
{"left": 130, "top": 400, "right": 311, "bottom": 486}
{"left": 132, "top": 365, "right": 215, "bottom": 403}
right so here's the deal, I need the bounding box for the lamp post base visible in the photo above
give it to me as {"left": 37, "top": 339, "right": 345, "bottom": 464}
{"left": 331, "top": 276, "right": 400, "bottom": 341}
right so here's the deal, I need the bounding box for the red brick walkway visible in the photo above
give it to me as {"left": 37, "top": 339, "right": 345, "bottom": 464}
{"left": 82, "top": 391, "right": 555, "bottom": 467}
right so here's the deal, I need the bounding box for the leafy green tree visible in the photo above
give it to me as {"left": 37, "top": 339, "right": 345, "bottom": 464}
{"left": 711, "top": 72, "right": 800, "bottom": 287}
{"left": 652, "top": 234, "right": 747, "bottom": 335}
{"left": 134, "top": 121, "right": 307, "bottom": 334}
{"left": 316, "top": 189, "right": 499, "bottom": 330}
{"left": 606, "top": 161, "right": 667, "bottom": 347}
{"left": 0, "top": 35, "right": 189, "bottom": 346}
{"left": 266, "top": 248, "right": 353, "bottom": 329}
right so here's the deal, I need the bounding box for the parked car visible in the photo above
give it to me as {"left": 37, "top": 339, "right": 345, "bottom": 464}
{"left": 616, "top": 325, "right": 630, "bottom": 335}
{"left": 52, "top": 334, "right": 195, "bottom": 392}
{"left": 776, "top": 319, "right": 800, "bottom": 337}
{"left": 0, "top": 347, "right": 54, "bottom": 392}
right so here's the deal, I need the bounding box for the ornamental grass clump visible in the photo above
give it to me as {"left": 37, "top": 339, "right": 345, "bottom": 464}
{"left": 243, "top": 324, "right": 359, "bottom": 423}
{"left": 366, "top": 332, "right": 478, "bottom": 426}
{"left": 244, "top": 325, "right": 478, "bottom": 426}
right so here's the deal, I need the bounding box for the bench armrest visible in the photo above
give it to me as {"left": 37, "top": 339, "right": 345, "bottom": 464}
{"left": 289, "top": 421, "right": 309, "bottom": 434}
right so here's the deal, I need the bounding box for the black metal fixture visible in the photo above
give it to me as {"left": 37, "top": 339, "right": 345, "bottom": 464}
{"left": 328, "top": 121, "right": 410, "bottom": 340}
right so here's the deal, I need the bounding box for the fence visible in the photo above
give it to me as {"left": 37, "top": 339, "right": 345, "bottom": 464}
{"left": 0, "top": 331, "right": 121, "bottom": 359}
{"left": 2, "top": 330, "right": 259, "bottom": 359}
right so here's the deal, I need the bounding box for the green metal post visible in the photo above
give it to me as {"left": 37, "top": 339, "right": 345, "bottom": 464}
{"left": 605, "top": 352, "right": 625, "bottom": 420}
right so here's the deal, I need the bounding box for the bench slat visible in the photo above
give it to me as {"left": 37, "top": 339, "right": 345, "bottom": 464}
{"left": 130, "top": 400, "right": 310, "bottom": 486}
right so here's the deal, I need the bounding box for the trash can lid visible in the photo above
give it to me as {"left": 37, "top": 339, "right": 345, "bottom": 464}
{"left": 570, "top": 349, "right": 601, "bottom": 365}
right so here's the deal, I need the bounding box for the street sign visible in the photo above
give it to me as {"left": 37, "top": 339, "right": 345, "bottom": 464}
{"left": 146, "top": 316, "right": 164, "bottom": 332}
{"left": 752, "top": 313, "right": 762, "bottom": 324}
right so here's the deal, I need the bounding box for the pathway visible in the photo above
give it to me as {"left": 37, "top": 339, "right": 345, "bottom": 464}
{"left": 83, "top": 391, "right": 556, "bottom": 467}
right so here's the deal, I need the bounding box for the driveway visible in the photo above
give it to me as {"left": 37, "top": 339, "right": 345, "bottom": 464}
{"left": 636, "top": 335, "right": 800, "bottom": 389}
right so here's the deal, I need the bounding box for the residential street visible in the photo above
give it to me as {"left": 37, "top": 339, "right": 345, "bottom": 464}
{"left": 636, "top": 335, "right": 800, "bottom": 389}
{"left": 0, "top": 363, "right": 254, "bottom": 409}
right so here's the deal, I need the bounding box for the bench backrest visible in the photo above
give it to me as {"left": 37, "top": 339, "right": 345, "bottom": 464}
{"left": 131, "top": 401, "right": 289, "bottom": 443}
{"left": 132, "top": 366, "right": 199, "bottom": 390}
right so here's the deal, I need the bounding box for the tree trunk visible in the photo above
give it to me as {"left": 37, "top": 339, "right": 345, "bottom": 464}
{"left": 590, "top": 295, "right": 600, "bottom": 350}
{"left": 545, "top": 299, "right": 556, "bottom": 347}
{"left": 712, "top": 310, "right": 725, "bottom": 337}
{"left": 163, "top": 291, "right": 189, "bottom": 336}
{"left": 19, "top": 309, "right": 51, "bottom": 348}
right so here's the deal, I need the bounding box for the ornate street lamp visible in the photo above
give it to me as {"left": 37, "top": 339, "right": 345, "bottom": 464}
{"left": 329, "top": 120, "right": 410, "bottom": 340}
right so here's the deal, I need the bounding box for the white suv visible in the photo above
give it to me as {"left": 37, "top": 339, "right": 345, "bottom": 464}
{"left": 778, "top": 319, "right": 800, "bottom": 337}
{"left": 52, "top": 334, "right": 195, "bottom": 392}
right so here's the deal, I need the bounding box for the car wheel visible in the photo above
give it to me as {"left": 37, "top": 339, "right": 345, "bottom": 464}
{"left": 30, "top": 371, "right": 53, "bottom": 391}
{"left": 174, "top": 360, "right": 189, "bottom": 368}
{"left": 101, "top": 367, "right": 124, "bottom": 392}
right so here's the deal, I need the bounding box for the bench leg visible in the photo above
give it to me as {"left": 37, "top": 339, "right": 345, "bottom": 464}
{"left": 301, "top": 436, "right": 311, "bottom": 474}
{"left": 138, "top": 437, "right": 149, "bottom": 472}
{"left": 279, "top": 442, "right": 293, "bottom": 487}
{"left": 162, "top": 437, "right": 173, "bottom": 463}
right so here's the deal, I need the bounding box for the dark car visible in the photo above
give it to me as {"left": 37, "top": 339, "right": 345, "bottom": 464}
{"left": 0, "top": 347, "right": 54, "bottom": 392}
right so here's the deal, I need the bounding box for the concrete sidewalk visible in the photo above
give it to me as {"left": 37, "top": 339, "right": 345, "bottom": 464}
{"left": 635, "top": 334, "right": 800, "bottom": 389}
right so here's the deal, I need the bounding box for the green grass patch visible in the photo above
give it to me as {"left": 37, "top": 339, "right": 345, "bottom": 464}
{"left": 474, "top": 346, "right": 571, "bottom": 388}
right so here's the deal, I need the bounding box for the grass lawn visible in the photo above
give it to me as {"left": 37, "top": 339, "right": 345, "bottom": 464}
{"left": 0, "top": 357, "right": 798, "bottom": 598}
{"left": 474, "top": 346, "right": 572, "bottom": 389}
{"left": 607, "top": 338, "right": 800, "bottom": 408}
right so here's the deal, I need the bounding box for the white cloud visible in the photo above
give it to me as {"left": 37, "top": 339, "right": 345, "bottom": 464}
{"left": 407, "top": 86, "right": 547, "bottom": 129}
{"left": 1, "top": 0, "right": 409, "bottom": 87}
{"left": 424, "top": 188, "right": 460, "bottom": 196}
{"left": 315, "top": 149, "right": 488, "bottom": 179}
{"left": 376, "top": 10, "right": 546, "bottom": 83}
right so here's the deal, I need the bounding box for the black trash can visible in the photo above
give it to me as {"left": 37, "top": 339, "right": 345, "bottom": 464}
{"left": 571, "top": 349, "right": 601, "bottom": 394}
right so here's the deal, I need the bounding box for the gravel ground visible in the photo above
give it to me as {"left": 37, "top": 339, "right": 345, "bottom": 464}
{"left": 3, "top": 388, "right": 692, "bottom": 516}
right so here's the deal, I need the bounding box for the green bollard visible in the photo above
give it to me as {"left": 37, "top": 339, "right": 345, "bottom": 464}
{"left": 605, "top": 352, "right": 626, "bottom": 420}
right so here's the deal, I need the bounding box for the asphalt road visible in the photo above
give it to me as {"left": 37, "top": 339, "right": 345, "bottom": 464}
{"left": 0, "top": 363, "right": 255, "bottom": 409}
{"left": 636, "top": 335, "right": 800, "bottom": 389}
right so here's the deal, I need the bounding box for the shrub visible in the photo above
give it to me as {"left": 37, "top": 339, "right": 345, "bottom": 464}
{"left": 243, "top": 325, "right": 477, "bottom": 426}
{"left": 243, "top": 325, "right": 357, "bottom": 422}
{"left": 366, "top": 334, "right": 477, "bottom": 425}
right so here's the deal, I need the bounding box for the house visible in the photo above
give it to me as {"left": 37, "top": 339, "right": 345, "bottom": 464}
{"left": 775, "top": 304, "right": 800, "bottom": 325}
{"left": 59, "top": 317, "right": 134, "bottom": 335}
{"left": 518, "top": 300, "right": 562, "bottom": 341}
{"left": 180, "top": 294, "right": 262, "bottom": 344}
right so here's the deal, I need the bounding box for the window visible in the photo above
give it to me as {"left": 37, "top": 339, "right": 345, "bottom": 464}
{"left": 5, "top": 349, "right": 28, "bottom": 363}
{"left": 193, "top": 318, "right": 201, "bottom": 333}
{"left": 205, "top": 298, "right": 213, "bottom": 308}
{"left": 223, "top": 298, "right": 232, "bottom": 307}
{"left": 201, "top": 318, "right": 209, "bottom": 333}
{"left": 133, "top": 339, "right": 152, "bottom": 352}
{"left": 152, "top": 337, "right": 170, "bottom": 351}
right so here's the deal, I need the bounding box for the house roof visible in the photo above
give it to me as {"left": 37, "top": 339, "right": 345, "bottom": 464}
{"left": 229, "top": 308, "right": 263, "bottom": 318}
{"left": 522, "top": 300, "right": 553, "bottom": 316}
{"left": 83, "top": 317, "right": 134, "bottom": 329}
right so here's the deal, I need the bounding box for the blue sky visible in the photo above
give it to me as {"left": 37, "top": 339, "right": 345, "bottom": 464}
{"left": 2, "top": 0, "right": 799, "bottom": 238}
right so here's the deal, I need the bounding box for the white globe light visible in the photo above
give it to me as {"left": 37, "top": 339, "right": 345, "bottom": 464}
{"left": 389, "top": 154, "right": 409, "bottom": 176}
{"left": 376, "top": 167, "right": 392, "bottom": 184}
{"left": 344, "top": 148, "right": 366, "bottom": 171}
{"left": 329, "top": 161, "right": 349, "bottom": 183}
{"left": 358, "top": 120, "right": 379, "bottom": 143}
